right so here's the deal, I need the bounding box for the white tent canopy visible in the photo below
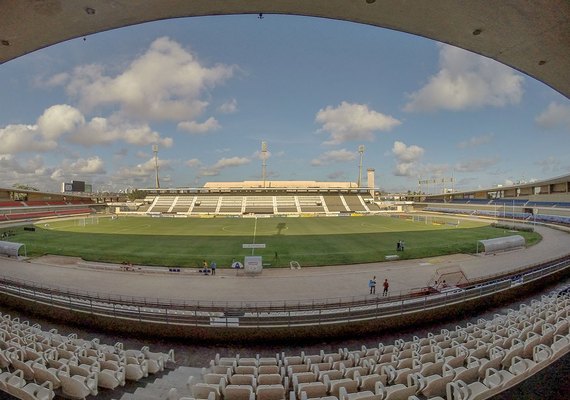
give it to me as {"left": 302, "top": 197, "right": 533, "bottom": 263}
{"left": 478, "top": 235, "right": 525, "bottom": 254}
{"left": 0, "top": 241, "right": 26, "bottom": 257}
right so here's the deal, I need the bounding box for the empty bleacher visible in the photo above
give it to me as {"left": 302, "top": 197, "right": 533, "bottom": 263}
{"left": 196, "top": 289, "right": 570, "bottom": 400}
{"left": 0, "top": 312, "right": 175, "bottom": 400}
{"left": 244, "top": 196, "right": 274, "bottom": 214}
{"left": 343, "top": 195, "right": 368, "bottom": 212}
{"left": 275, "top": 196, "right": 299, "bottom": 213}
{"left": 137, "top": 192, "right": 391, "bottom": 216}
{"left": 0, "top": 200, "right": 95, "bottom": 223}
{"left": 149, "top": 196, "right": 177, "bottom": 213}
{"left": 218, "top": 195, "right": 245, "bottom": 214}
{"left": 322, "top": 195, "right": 348, "bottom": 213}
{"left": 298, "top": 196, "right": 325, "bottom": 213}
{"left": 172, "top": 196, "right": 196, "bottom": 213}
{"left": 191, "top": 196, "right": 220, "bottom": 214}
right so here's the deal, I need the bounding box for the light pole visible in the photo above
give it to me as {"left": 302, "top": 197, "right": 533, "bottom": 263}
{"left": 152, "top": 144, "right": 160, "bottom": 189}
{"left": 357, "top": 145, "right": 365, "bottom": 188}
{"left": 261, "top": 141, "right": 268, "bottom": 188}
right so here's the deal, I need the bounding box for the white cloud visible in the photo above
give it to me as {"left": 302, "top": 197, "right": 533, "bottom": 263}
{"left": 50, "top": 156, "right": 106, "bottom": 181}
{"left": 113, "top": 157, "right": 172, "bottom": 184}
{"left": 64, "top": 37, "right": 235, "bottom": 122}
{"left": 457, "top": 133, "right": 494, "bottom": 149}
{"left": 454, "top": 156, "right": 499, "bottom": 172}
{"left": 535, "top": 102, "right": 570, "bottom": 131}
{"left": 0, "top": 155, "right": 45, "bottom": 175}
{"left": 311, "top": 149, "right": 357, "bottom": 166}
{"left": 177, "top": 117, "right": 221, "bottom": 134}
{"left": 185, "top": 158, "right": 202, "bottom": 168}
{"left": 404, "top": 44, "right": 524, "bottom": 112}
{"left": 68, "top": 156, "right": 106, "bottom": 174}
{"left": 392, "top": 141, "right": 425, "bottom": 177}
{"left": 37, "top": 104, "right": 85, "bottom": 139}
{"left": 535, "top": 156, "right": 565, "bottom": 174}
{"left": 71, "top": 117, "right": 173, "bottom": 147}
{"left": 315, "top": 102, "right": 401, "bottom": 145}
{"left": 43, "top": 72, "right": 70, "bottom": 88}
{"left": 392, "top": 141, "right": 424, "bottom": 163}
{"left": 327, "top": 171, "right": 348, "bottom": 180}
{"left": 199, "top": 156, "right": 250, "bottom": 177}
{"left": 0, "top": 124, "right": 57, "bottom": 154}
{"left": 418, "top": 163, "right": 451, "bottom": 178}
{"left": 219, "top": 98, "right": 238, "bottom": 113}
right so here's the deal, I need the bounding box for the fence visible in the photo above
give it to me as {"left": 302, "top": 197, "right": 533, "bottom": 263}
{"left": 0, "top": 255, "right": 568, "bottom": 329}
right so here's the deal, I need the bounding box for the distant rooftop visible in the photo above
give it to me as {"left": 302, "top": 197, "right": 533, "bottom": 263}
{"left": 203, "top": 181, "right": 358, "bottom": 189}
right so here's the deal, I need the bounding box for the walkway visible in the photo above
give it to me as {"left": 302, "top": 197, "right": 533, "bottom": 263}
{"left": 0, "top": 226, "right": 568, "bottom": 303}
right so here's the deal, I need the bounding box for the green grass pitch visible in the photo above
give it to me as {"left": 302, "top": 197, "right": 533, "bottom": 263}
{"left": 4, "top": 215, "right": 540, "bottom": 268}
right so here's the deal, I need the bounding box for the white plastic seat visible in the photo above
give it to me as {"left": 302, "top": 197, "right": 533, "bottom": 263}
{"left": 375, "top": 376, "right": 419, "bottom": 400}
{"left": 204, "top": 372, "right": 230, "bottom": 385}
{"left": 236, "top": 365, "right": 258, "bottom": 376}
{"left": 230, "top": 373, "right": 257, "bottom": 389}
{"left": 192, "top": 382, "right": 222, "bottom": 400}
{"left": 413, "top": 371, "right": 454, "bottom": 399}
{"left": 259, "top": 365, "right": 281, "bottom": 375}
{"left": 551, "top": 334, "right": 570, "bottom": 359}
{"left": 223, "top": 384, "right": 256, "bottom": 400}
{"left": 9, "top": 380, "right": 54, "bottom": 400}
{"left": 60, "top": 371, "right": 98, "bottom": 399}
{"left": 446, "top": 368, "right": 506, "bottom": 400}
{"left": 297, "top": 381, "right": 328, "bottom": 400}
{"left": 239, "top": 358, "right": 259, "bottom": 367}
{"left": 32, "top": 361, "right": 68, "bottom": 389}
{"left": 338, "top": 386, "right": 381, "bottom": 400}
{"left": 125, "top": 358, "right": 148, "bottom": 381}
{"left": 354, "top": 371, "right": 387, "bottom": 392}
{"left": 98, "top": 365, "right": 125, "bottom": 389}
{"left": 257, "top": 384, "right": 286, "bottom": 400}
{"left": 258, "top": 373, "right": 284, "bottom": 386}
{"left": 323, "top": 376, "right": 358, "bottom": 397}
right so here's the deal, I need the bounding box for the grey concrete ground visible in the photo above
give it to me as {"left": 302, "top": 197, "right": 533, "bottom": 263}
{"left": 0, "top": 225, "right": 568, "bottom": 304}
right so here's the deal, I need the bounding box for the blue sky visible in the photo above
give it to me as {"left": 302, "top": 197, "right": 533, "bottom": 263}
{"left": 1, "top": 15, "right": 569, "bottom": 193}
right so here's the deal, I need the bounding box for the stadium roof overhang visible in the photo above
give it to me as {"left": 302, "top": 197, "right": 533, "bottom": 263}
{"left": 416, "top": 172, "right": 570, "bottom": 201}
{"left": 1, "top": 1, "right": 569, "bottom": 98}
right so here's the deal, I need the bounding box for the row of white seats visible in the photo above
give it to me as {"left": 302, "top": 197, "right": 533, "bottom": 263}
{"left": 0, "top": 312, "right": 175, "bottom": 399}
{"left": 197, "top": 291, "right": 569, "bottom": 400}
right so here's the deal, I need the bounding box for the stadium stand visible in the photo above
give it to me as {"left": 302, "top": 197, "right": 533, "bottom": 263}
{"left": 191, "top": 196, "right": 221, "bottom": 214}
{"left": 343, "top": 195, "right": 368, "bottom": 213}
{"left": 172, "top": 196, "right": 197, "bottom": 213}
{"left": 275, "top": 196, "right": 299, "bottom": 214}
{"left": 244, "top": 196, "right": 274, "bottom": 214}
{"left": 0, "top": 312, "right": 175, "bottom": 400}
{"left": 134, "top": 190, "right": 387, "bottom": 217}
{"left": 192, "top": 289, "right": 569, "bottom": 400}
{"left": 0, "top": 201, "right": 95, "bottom": 223}
{"left": 149, "top": 196, "right": 177, "bottom": 213}
{"left": 322, "top": 195, "right": 348, "bottom": 213}
{"left": 297, "top": 196, "right": 326, "bottom": 213}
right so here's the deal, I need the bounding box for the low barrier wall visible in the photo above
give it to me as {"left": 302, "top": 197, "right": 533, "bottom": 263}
{"left": 0, "top": 255, "right": 568, "bottom": 342}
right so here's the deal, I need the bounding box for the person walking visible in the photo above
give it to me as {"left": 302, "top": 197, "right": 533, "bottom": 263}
{"left": 369, "top": 276, "right": 377, "bottom": 294}
{"left": 383, "top": 279, "right": 389, "bottom": 296}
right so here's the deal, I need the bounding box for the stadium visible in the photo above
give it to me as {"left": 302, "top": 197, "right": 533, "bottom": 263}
{"left": 0, "top": 2, "right": 569, "bottom": 400}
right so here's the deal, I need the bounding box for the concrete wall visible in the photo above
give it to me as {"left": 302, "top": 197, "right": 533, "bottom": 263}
{"left": 1, "top": 267, "right": 567, "bottom": 344}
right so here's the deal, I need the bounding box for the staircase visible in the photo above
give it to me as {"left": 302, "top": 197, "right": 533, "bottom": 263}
{"left": 116, "top": 366, "right": 202, "bottom": 400}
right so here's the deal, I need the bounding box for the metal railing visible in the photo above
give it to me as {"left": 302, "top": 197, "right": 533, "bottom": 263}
{"left": 0, "top": 255, "right": 568, "bottom": 329}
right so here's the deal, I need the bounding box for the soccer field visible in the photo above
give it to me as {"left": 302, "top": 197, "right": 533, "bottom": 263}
{"left": 7, "top": 214, "right": 540, "bottom": 267}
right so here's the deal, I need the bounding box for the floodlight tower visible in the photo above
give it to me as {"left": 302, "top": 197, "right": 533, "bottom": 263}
{"left": 357, "top": 145, "right": 365, "bottom": 188}
{"left": 261, "top": 141, "right": 268, "bottom": 188}
{"left": 152, "top": 144, "right": 160, "bottom": 189}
